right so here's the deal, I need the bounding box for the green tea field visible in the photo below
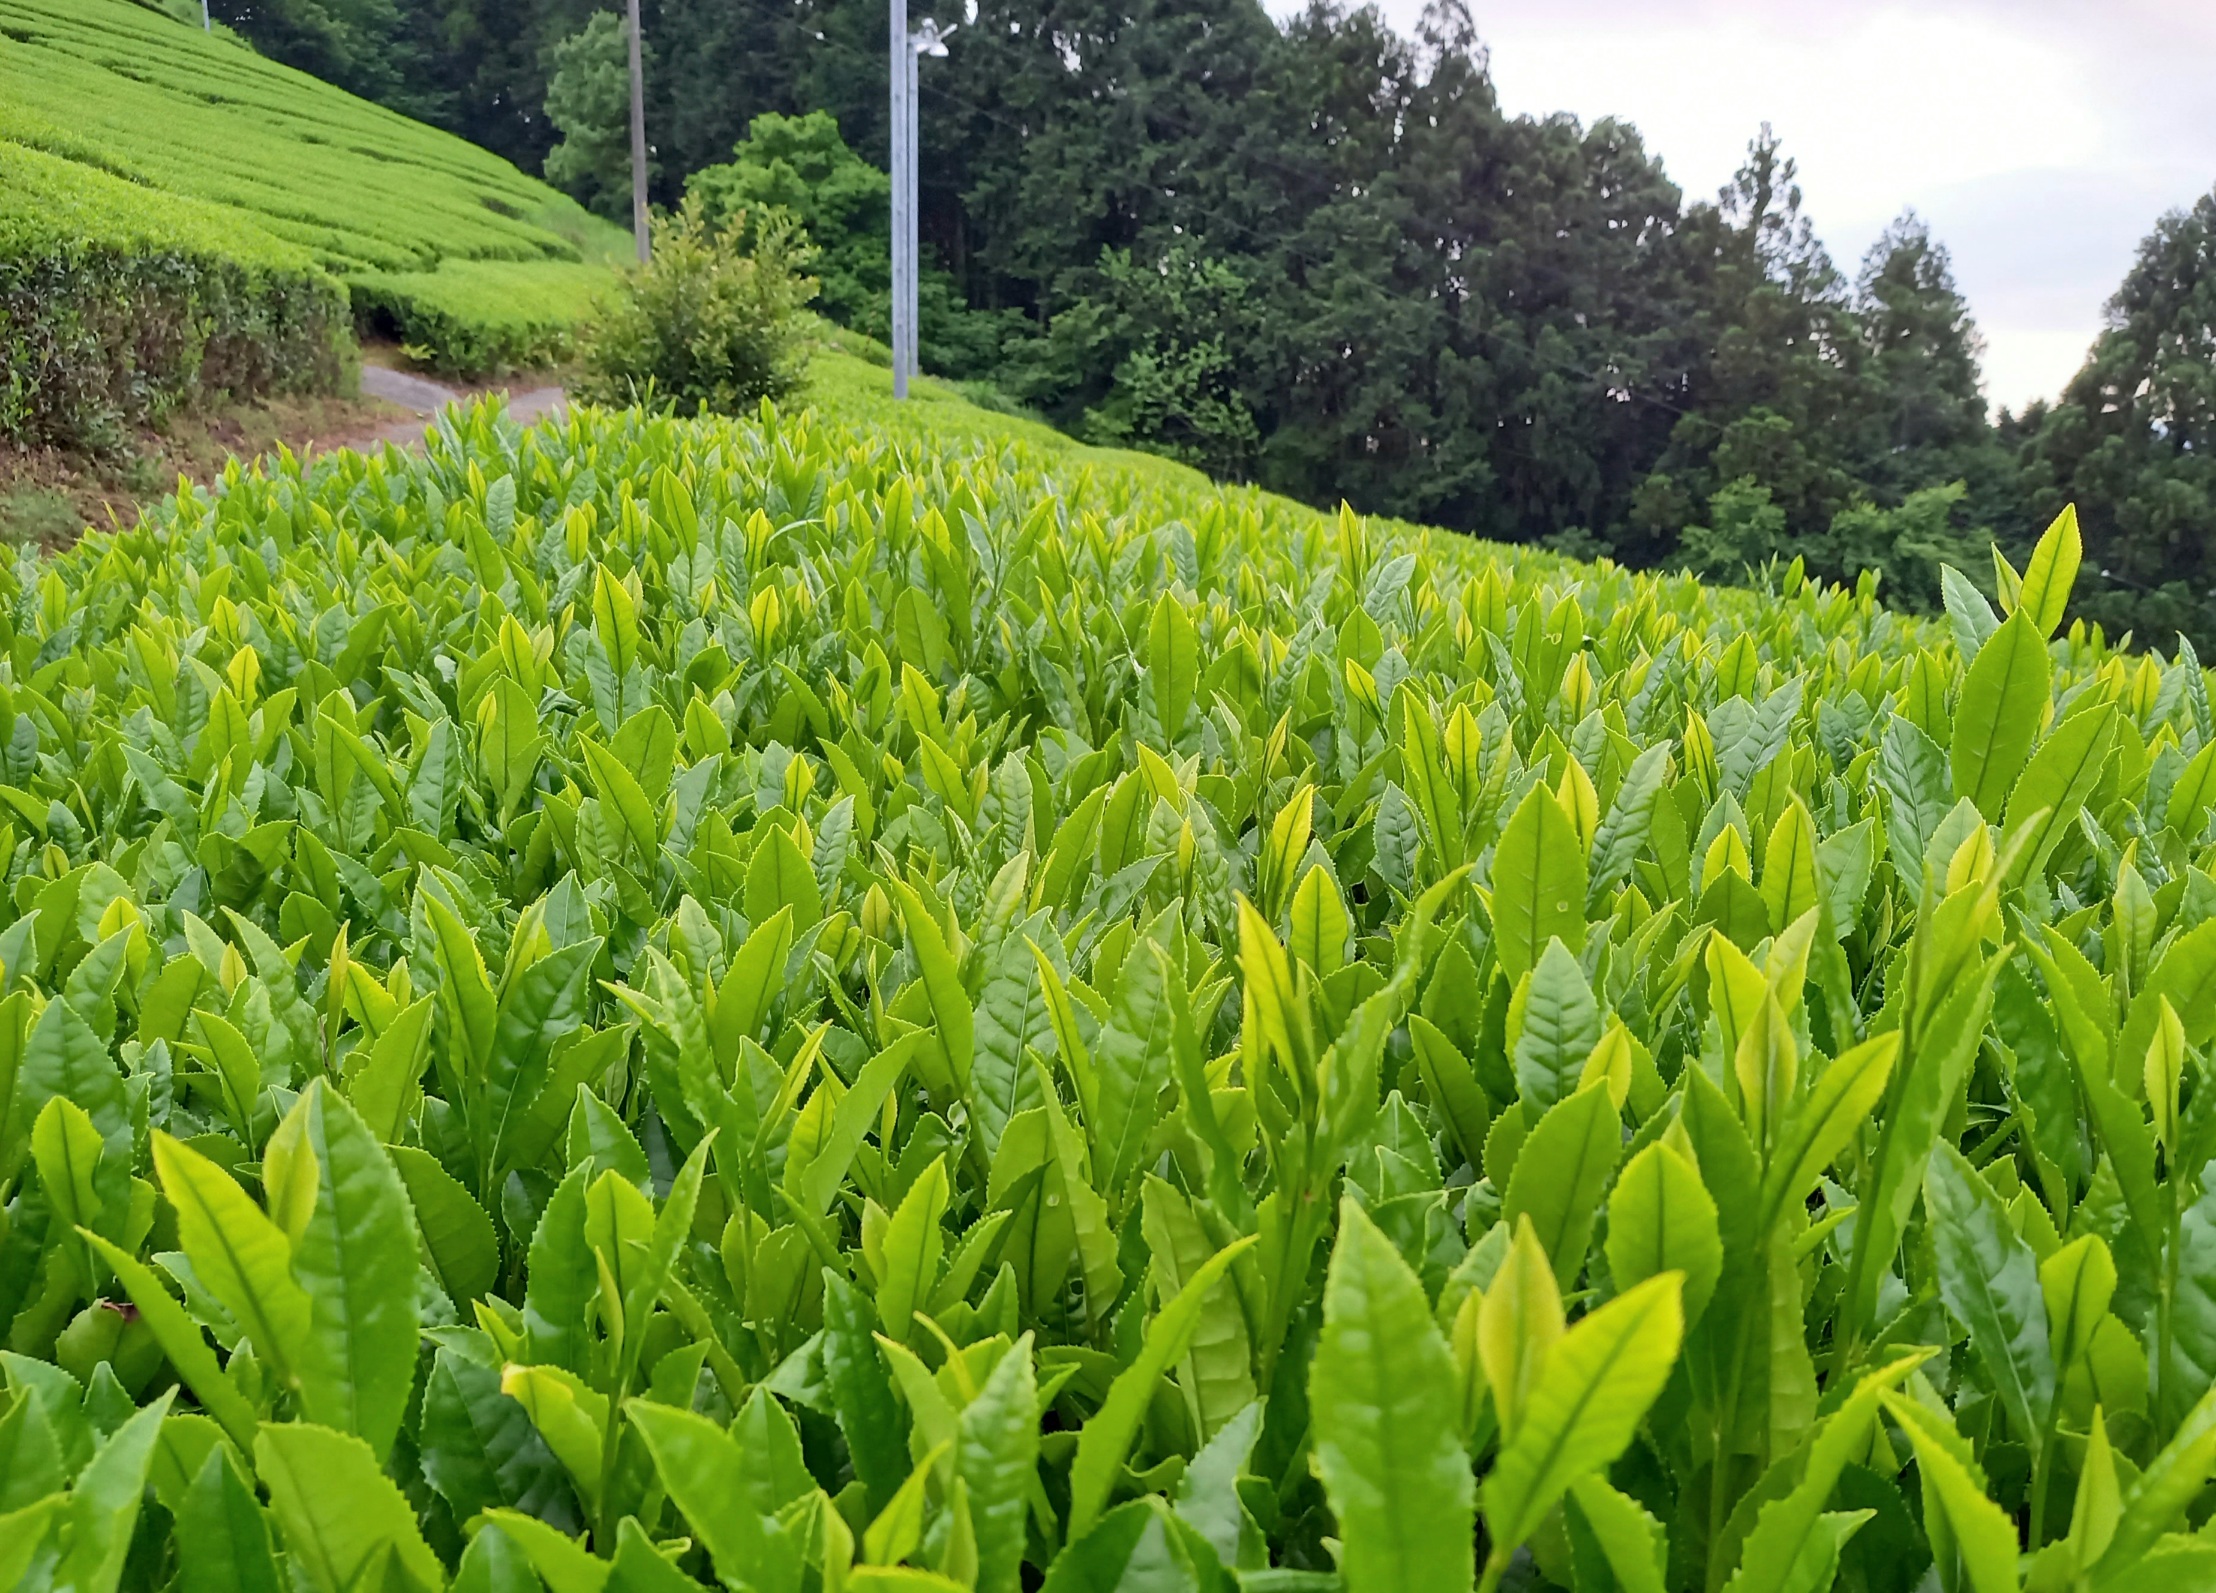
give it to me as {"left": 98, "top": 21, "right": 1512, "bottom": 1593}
{"left": 0, "top": 0, "right": 623, "bottom": 376}
{"left": 0, "top": 335, "right": 2201, "bottom": 1592}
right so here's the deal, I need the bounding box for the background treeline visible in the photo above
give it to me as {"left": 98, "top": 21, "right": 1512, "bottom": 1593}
{"left": 210, "top": 0, "right": 2216, "bottom": 642}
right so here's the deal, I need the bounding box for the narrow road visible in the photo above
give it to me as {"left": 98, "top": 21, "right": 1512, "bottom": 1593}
{"left": 358, "top": 366, "right": 566, "bottom": 449}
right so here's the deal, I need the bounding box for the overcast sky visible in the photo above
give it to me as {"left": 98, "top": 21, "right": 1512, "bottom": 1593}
{"left": 1265, "top": 0, "right": 2216, "bottom": 415}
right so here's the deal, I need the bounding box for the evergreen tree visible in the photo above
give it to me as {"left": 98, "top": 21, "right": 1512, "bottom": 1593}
{"left": 542, "top": 10, "right": 651, "bottom": 225}
{"left": 2020, "top": 189, "right": 2216, "bottom": 641}
{"left": 1848, "top": 212, "right": 2025, "bottom": 573}
{"left": 1855, "top": 211, "right": 1987, "bottom": 471}
{"left": 1632, "top": 128, "right": 1867, "bottom": 559}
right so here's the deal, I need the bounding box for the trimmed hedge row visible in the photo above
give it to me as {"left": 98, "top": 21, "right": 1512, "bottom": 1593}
{"left": 2, "top": 0, "right": 623, "bottom": 385}
{"left": 346, "top": 259, "right": 611, "bottom": 378}
{"left": 0, "top": 143, "right": 351, "bottom": 450}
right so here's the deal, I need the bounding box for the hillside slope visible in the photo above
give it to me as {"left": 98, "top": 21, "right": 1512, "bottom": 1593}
{"left": 0, "top": 0, "right": 624, "bottom": 369}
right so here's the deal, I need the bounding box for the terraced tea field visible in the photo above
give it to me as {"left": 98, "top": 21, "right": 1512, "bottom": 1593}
{"left": 0, "top": 0, "right": 624, "bottom": 371}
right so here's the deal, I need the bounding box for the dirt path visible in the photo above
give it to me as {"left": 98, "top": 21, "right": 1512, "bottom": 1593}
{"left": 1, "top": 367, "right": 569, "bottom": 546}
{"left": 356, "top": 366, "right": 566, "bottom": 450}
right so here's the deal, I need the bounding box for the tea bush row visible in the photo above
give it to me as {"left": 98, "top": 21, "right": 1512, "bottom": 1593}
{"left": 346, "top": 261, "right": 612, "bottom": 379}
{"left": 0, "top": 142, "right": 349, "bottom": 449}
{"left": 0, "top": 0, "right": 623, "bottom": 394}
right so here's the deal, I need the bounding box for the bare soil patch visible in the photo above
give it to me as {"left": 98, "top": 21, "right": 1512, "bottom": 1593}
{"left": 1, "top": 348, "right": 567, "bottom": 548}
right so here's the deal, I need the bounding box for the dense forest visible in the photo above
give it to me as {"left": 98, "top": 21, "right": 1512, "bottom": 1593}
{"left": 213, "top": 0, "right": 2216, "bottom": 642}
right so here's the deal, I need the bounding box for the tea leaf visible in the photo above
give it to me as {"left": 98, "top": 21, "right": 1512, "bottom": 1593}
{"left": 1310, "top": 1198, "right": 1472, "bottom": 1593}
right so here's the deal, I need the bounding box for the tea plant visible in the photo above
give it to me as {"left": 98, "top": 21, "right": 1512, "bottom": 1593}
{"left": 0, "top": 375, "right": 2207, "bottom": 1593}
{"left": 348, "top": 261, "right": 611, "bottom": 378}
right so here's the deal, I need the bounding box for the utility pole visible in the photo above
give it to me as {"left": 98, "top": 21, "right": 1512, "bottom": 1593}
{"left": 890, "top": 0, "right": 913, "bottom": 398}
{"left": 890, "top": 7, "right": 950, "bottom": 398}
{"left": 626, "top": 0, "right": 650, "bottom": 265}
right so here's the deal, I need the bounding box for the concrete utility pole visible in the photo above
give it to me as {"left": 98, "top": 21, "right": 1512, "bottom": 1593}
{"left": 626, "top": 0, "right": 650, "bottom": 265}
{"left": 890, "top": 6, "right": 950, "bottom": 398}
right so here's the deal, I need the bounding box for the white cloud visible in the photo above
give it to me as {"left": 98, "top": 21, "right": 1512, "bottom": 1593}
{"left": 1263, "top": 0, "right": 2216, "bottom": 412}
{"left": 1480, "top": 6, "right": 2100, "bottom": 217}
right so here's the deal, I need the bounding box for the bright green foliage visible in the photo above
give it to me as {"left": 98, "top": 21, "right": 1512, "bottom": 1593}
{"left": 1313, "top": 1198, "right": 1471, "bottom": 1592}
{"left": 0, "top": 360, "right": 2210, "bottom": 1593}
{"left": 0, "top": 0, "right": 617, "bottom": 271}
{"left": 572, "top": 198, "right": 817, "bottom": 416}
{"left": 0, "top": 0, "right": 626, "bottom": 387}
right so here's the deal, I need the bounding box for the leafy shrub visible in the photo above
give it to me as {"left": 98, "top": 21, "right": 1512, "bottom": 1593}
{"left": 0, "top": 142, "right": 350, "bottom": 449}
{"left": 0, "top": 358, "right": 2206, "bottom": 1593}
{"left": 574, "top": 195, "right": 816, "bottom": 412}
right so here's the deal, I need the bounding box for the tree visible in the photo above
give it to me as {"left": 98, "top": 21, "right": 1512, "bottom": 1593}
{"left": 2019, "top": 188, "right": 2216, "bottom": 642}
{"left": 1856, "top": 213, "right": 1986, "bottom": 464}
{"left": 689, "top": 112, "right": 1015, "bottom": 378}
{"left": 1677, "top": 477, "right": 1788, "bottom": 581}
{"left": 1015, "top": 247, "right": 1262, "bottom": 478}
{"left": 213, "top": 0, "right": 445, "bottom": 120}
{"left": 1627, "top": 127, "right": 1889, "bottom": 570}
{"left": 543, "top": 11, "right": 653, "bottom": 224}
{"left": 691, "top": 112, "right": 888, "bottom": 333}
{"left": 1821, "top": 482, "right": 1994, "bottom": 614}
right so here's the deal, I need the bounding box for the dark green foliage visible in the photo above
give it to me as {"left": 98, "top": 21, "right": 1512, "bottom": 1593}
{"left": 1627, "top": 135, "right": 2011, "bottom": 596}
{"left": 1013, "top": 246, "right": 1261, "bottom": 479}
{"left": 0, "top": 246, "right": 349, "bottom": 451}
{"left": 1856, "top": 213, "right": 1991, "bottom": 490}
{"left": 2016, "top": 191, "right": 2216, "bottom": 643}
{"left": 210, "top": 0, "right": 446, "bottom": 121}
{"left": 542, "top": 11, "right": 650, "bottom": 226}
